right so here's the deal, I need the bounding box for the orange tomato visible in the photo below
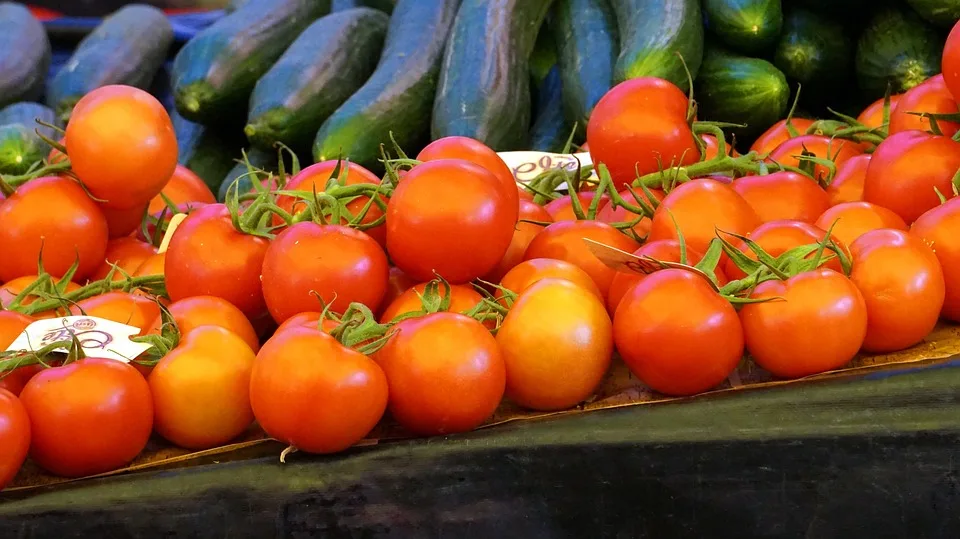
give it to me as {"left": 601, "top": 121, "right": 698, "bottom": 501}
{"left": 826, "top": 154, "right": 871, "bottom": 206}
{"left": 857, "top": 94, "right": 902, "bottom": 129}
{"left": 148, "top": 295, "right": 260, "bottom": 353}
{"left": 700, "top": 134, "right": 740, "bottom": 160}
{"left": 722, "top": 220, "right": 845, "bottom": 280}
{"left": 888, "top": 75, "right": 960, "bottom": 136}
{"left": 147, "top": 165, "right": 216, "bottom": 215}
{"left": 482, "top": 199, "right": 553, "bottom": 283}
{"left": 910, "top": 197, "right": 960, "bottom": 322}
{"left": 814, "top": 202, "right": 908, "bottom": 248}
{"left": 498, "top": 258, "right": 603, "bottom": 304}
{"left": 595, "top": 188, "right": 665, "bottom": 238}
{"left": 379, "top": 282, "right": 485, "bottom": 323}
{"left": 543, "top": 192, "right": 610, "bottom": 221}
{"left": 98, "top": 203, "right": 147, "bottom": 239}
{"left": 89, "top": 237, "right": 157, "bottom": 282}
{"left": 0, "top": 311, "right": 39, "bottom": 396}
{"left": 767, "top": 135, "right": 864, "bottom": 184}
{"left": 750, "top": 118, "right": 816, "bottom": 155}
{"left": 731, "top": 171, "right": 830, "bottom": 224}
{"left": 0, "top": 276, "right": 80, "bottom": 319}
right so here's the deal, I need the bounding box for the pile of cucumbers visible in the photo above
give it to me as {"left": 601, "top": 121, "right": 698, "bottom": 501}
{"left": 0, "top": 0, "right": 958, "bottom": 188}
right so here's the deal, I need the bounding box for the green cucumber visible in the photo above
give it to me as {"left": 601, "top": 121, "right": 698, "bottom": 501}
{"left": 172, "top": 0, "right": 331, "bottom": 125}
{"left": 530, "top": 24, "right": 559, "bottom": 87}
{"left": 173, "top": 110, "right": 244, "bottom": 194}
{"left": 774, "top": 9, "right": 851, "bottom": 99}
{"left": 0, "top": 102, "right": 61, "bottom": 175}
{"left": 855, "top": 7, "right": 944, "bottom": 100}
{"left": 695, "top": 47, "right": 790, "bottom": 139}
{"left": 530, "top": 65, "right": 573, "bottom": 152}
{"left": 332, "top": 0, "right": 396, "bottom": 13}
{"left": 46, "top": 5, "right": 173, "bottom": 122}
{"left": 906, "top": 0, "right": 960, "bottom": 29}
{"left": 611, "top": 0, "right": 704, "bottom": 93}
{"left": 0, "top": 3, "right": 51, "bottom": 109}
{"left": 550, "top": 0, "right": 618, "bottom": 140}
{"left": 432, "top": 0, "right": 555, "bottom": 151}
{"left": 0, "top": 102, "right": 61, "bottom": 140}
{"left": 245, "top": 8, "right": 388, "bottom": 154}
{"left": 314, "top": 0, "right": 461, "bottom": 169}
{"left": 703, "top": 0, "right": 783, "bottom": 55}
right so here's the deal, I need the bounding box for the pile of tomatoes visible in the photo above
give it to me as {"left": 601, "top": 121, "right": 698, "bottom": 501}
{"left": 4, "top": 22, "right": 960, "bottom": 492}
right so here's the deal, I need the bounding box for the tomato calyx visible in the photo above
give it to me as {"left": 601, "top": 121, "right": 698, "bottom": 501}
{"left": 8, "top": 270, "right": 166, "bottom": 318}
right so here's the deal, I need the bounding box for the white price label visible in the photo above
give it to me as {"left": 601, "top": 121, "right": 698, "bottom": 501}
{"left": 497, "top": 151, "right": 596, "bottom": 183}
{"left": 5, "top": 316, "right": 152, "bottom": 363}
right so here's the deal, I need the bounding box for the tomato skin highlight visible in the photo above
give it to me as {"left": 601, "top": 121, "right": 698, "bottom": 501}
{"left": 250, "top": 327, "right": 388, "bottom": 454}
{"left": 911, "top": 197, "right": 960, "bottom": 322}
{"left": 731, "top": 172, "right": 830, "bottom": 224}
{"left": 376, "top": 313, "right": 506, "bottom": 436}
{"left": 750, "top": 118, "right": 816, "bottom": 155}
{"left": 740, "top": 269, "right": 868, "bottom": 379}
{"left": 614, "top": 269, "right": 743, "bottom": 396}
{"left": 826, "top": 154, "right": 871, "bottom": 207}
{"left": 0, "top": 389, "right": 30, "bottom": 490}
{"left": 888, "top": 75, "right": 960, "bottom": 136}
{"left": 815, "top": 201, "right": 908, "bottom": 249}
{"left": 19, "top": 358, "right": 154, "bottom": 478}
{"left": 849, "top": 229, "right": 945, "bottom": 353}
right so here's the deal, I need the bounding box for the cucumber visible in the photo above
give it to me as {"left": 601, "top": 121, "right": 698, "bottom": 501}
{"left": 0, "top": 3, "right": 51, "bottom": 109}
{"left": 245, "top": 9, "right": 388, "bottom": 154}
{"left": 695, "top": 47, "right": 790, "bottom": 140}
{"left": 332, "top": 0, "right": 396, "bottom": 12}
{"left": 550, "top": 0, "right": 618, "bottom": 140}
{"left": 611, "top": 0, "right": 704, "bottom": 93}
{"left": 774, "top": 9, "right": 851, "bottom": 100}
{"left": 530, "top": 66, "right": 573, "bottom": 152}
{"left": 314, "top": 0, "right": 461, "bottom": 169}
{"left": 172, "top": 0, "right": 331, "bottom": 125}
{"left": 217, "top": 149, "right": 280, "bottom": 202}
{"left": 855, "top": 8, "right": 944, "bottom": 101}
{"left": 0, "top": 102, "right": 62, "bottom": 175}
{"left": 906, "top": 0, "right": 960, "bottom": 29}
{"left": 173, "top": 110, "right": 244, "bottom": 194}
{"left": 703, "top": 0, "right": 783, "bottom": 55}
{"left": 0, "top": 102, "right": 61, "bottom": 140}
{"left": 432, "top": 0, "right": 556, "bottom": 151}
{"left": 530, "top": 24, "right": 559, "bottom": 87}
{"left": 46, "top": 5, "right": 174, "bottom": 122}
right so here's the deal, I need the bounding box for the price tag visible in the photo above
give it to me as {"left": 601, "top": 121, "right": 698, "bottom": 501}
{"left": 5, "top": 316, "right": 152, "bottom": 363}
{"left": 583, "top": 238, "right": 719, "bottom": 290}
{"left": 497, "top": 151, "right": 596, "bottom": 183}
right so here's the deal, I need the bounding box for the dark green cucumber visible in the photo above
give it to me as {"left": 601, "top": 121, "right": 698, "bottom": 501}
{"left": 855, "top": 8, "right": 944, "bottom": 100}
{"left": 0, "top": 102, "right": 62, "bottom": 174}
{"left": 245, "top": 8, "right": 388, "bottom": 154}
{"left": 332, "top": 0, "right": 396, "bottom": 13}
{"left": 530, "top": 24, "right": 559, "bottom": 87}
{"left": 46, "top": 5, "right": 173, "bottom": 122}
{"left": 774, "top": 9, "right": 851, "bottom": 98}
{"left": 696, "top": 47, "right": 790, "bottom": 139}
{"left": 217, "top": 148, "right": 279, "bottom": 202}
{"left": 0, "top": 102, "right": 61, "bottom": 140}
{"left": 907, "top": 0, "right": 960, "bottom": 29}
{"left": 0, "top": 3, "right": 51, "bottom": 109}
{"left": 432, "top": 0, "right": 556, "bottom": 151}
{"left": 172, "top": 0, "right": 331, "bottom": 125}
{"left": 611, "top": 0, "right": 704, "bottom": 92}
{"left": 173, "top": 109, "right": 245, "bottom": 194}
{"left": 703, "top": 0, "right": 783, "bottom": 55}
{"left": 530, "top": 65, "right": 573, "bottom": 152}
{"left": 314, "top": 0, "right": 460, "bottom": 169}
{"left": 550, "top": 0, "right": 617, "bottom": 140}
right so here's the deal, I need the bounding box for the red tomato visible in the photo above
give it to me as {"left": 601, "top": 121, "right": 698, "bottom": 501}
{"left": 499, "top": 258, "right": 603, "bottom": 304}
{"left": 0, "top": 176, "right": 108, "bottom": 283}
{"left": 587, "top": 78, "right": 700, "bottom": 189}
{"left": 165, "top": 203, "right": 271, "bottom": 320}
{"left": 274, "top": 311, "right": 327, "bottom": 336}
{"left": 731, "top": 172, "right": 830, "bottom": 224}
{"left": 89, "top": 237, "right": 157, "bottom": 282}
{"left": 65, "top": 85, "right": 176, "bottom": 209}
{"left": 826, "top": 154, "right": 871, "bottom": 206}
{"left": 944, "top": 23, "right": 960, "bottom": 102}
{"left": 497, "top": 278, "right": 612, "bottom": 411}
{"left": 99, "top": 203, "right": 147, "bottom": 239}
{"left": 647, "top": 179, "right": 761, "bottom": 255}
{"left": 386, "top": 159, "right": 514, "bottom": 283}
{"left": 911, "top": 197, "right": 960, "bottom": 321}
{"left": 482, "top": 199, "right": 553, "bottom": 283}
{"left": 19, "top": 357, "right": 153, "bottom": 477}
{"left": 0, "top": 311, "right": 39, "bottom": 396}
{"left": 888, "top": 75, "right": 960, "bottom": 136}
{"left": 767, "top": 135, "right": 864, "bottom": 183}
{"left": 849, "top": 229, "right": 944, "bottom": 353}
{"left": 543, "top": 192, "right": 610, "bottom": 221}
{"left": 0, "top": 389, "right": 29, "bottom": 490}
{"left": 815, "top": 202, "right": 908, "bottom": 249}
{"left": 381, "top": 267, "right": 417, "bottom": 314}
{"left": 146, "top": 165, "right": 216, "bottom": 216}
{"left": 250, "top": 327, "right": 388, "bottom": 453}
{"left": 149, "top": 295, "right": 260, "bottom": 353}
{"left": 595, "top": 188, "right": 665, "bottom": 238}
{"left": 379, "top": 281, "right": 484, "bottom": 323}
{"left": 417, "top": 136, "right": 520, "bottom": 222}
{"left": 70, "top": 292, "right": 161, "bottom": 335}
{"left": 137, "top": 201, "right": 208, "bottom": 245}
{"left": 524, "top": 220, "right": 639, "bottom": 299}
{"left": 150, "top": 326, "right": 256, "bottom": 449}
{"left": 863, "top": 131, "right": 960, "bottom": 223}
{"left": 700, "top": 134, "right": 740, "bottom": 160}
{"left": 0, "top": 276, "right": 80, "bottom": 319}
{"left": 722, "top": 220, "right": 845, "bottom": 280}
{"left": 750, "top": 118, "right": 816, "bottom": 155}
{"left": 740, "top": 269, "right": 868, "bottom": 379}
{"left": 613, "top": 269, "right": 743, "bottom": 396}
{"left": 375, "top": 312, "right": 505, "bottom": 436}
{"left": 857, "top": 95, "right": 903, "bottom": 129}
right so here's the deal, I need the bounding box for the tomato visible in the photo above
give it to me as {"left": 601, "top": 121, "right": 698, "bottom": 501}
{"left": 417, "top": 136, "right": 520, "bottom": 222}
{"left": 911, "top": 197, "right": 960, "bottom": 322}
{"left": 587, "top": 77, "right": 699, "bottom": 189}
{"left": 381, "top": 267, "right": 417, "bottom": 314}
{"left": 0, "top": 276, "right": 80, "bottom": 319}
{"left": 825, "top": 154, "right": 871, "bottom": 206}
{"left": 275, "top": 311, "right": 326, "bottom": 336}
{"left": 137, "top": 201, "right": 208, "bottom": 245}
{"left": 262, "top": 223, "right": 388, "bottom": 323}
{"left": 944, "top": 22, "right": 960, "bottom": 103}
{"left": 700, "top": 134, "right": 740, "bottom": 160}
{"left": 149, "top": 326, "right": 255, "bottom": 449}
{"left": 499, "top": 258, "right": 603, "bottom": 305}
{"left": 815, "top": 201, "right": 908, "bottom": 249}
{"left": 749, "top": 118, "right": 816, "bottom": 155}
{"left": 848, "top": 229, "right": 945, "bottom": 353}
{"left": 99, "top": 203, "right": 147, "bottom": 239}
{"left": 647, "top": 178, "right": 761, "bottom": 255}
{"left": 0, "top": 311, "right": 38, "bottom": 396}
{"left": 19, "top": 357, "right": 153, "bottom": 477}
{"left": 613, "top": 269, "right": 743, "bottom": 396}
{"left": 65, "top": 85, "right": 177, "bottom": 209}
{"left": 857, "top": 94, "right": 902, "bottom": 129}
{"left": 608, "top": 239, "right": 727, "bottom": 314}
{"left": 888, "top": 75, "right": 960, "bottom": 136}
{"left": 595, "top": 188, "right": 665, "bottom": 238}
{"left": 165, "top": 203, "right": 271, "bottom": 319}
{"left": 731, "top": 172, "right": 830, "bottom": 224}
{"left": 0, "top": 389, "right": 29, "bottom": 490}
{"left": 146, "top": 165, "right": 216, "bottom": 215}
{"left": 740, "top": 269, "right": 867, "bottom": 379}
{"left": 0, "top": 176, "right": 108, "bottom": 283}
{"left": 767, "top": 135, "right": 864, "bottom": 183}
{"left": 722, "top": 220, "right": 845, "bottom": 280}
{"left": 375, "top": 312, "right": 505, "bottom": 436}
{"left": 274, "top": 161, "right": 386, "bottom": 245}
{"left": 543, "top": 192, "right": 610, "bottom": 221}
{"left": 133, "top": 251, "right": 165, "bottom": 277}
{"left": 90, "top": 237, "right": 157, "bottom": 281}
{"left": 386, "top": 159, "right": 515, "bottom": 283}
{"left": 149, "top": 295, "right": 260, "bottom": 353}
{"left": 251, "top": 326, "right": 388, "bottom": 453}
{"left": 379, "top": 282, "right": 484, "bottom": 323}
{"left": 71, "top": 292, "right": 161, "bottom": 334}
{"left": 482, "top": 199, "right": 553, "bottom": 283}
{"left": 863, "top": 130, "right": 960, "bottom": 223}
{"left": 496, "top": 278, "right": 612, "bottom": 411}
{"left": 524, "top": 220, "right": 639, "bottom": 299}
{"left": 47, "top": 137, "right": 67, "bottom": 164}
